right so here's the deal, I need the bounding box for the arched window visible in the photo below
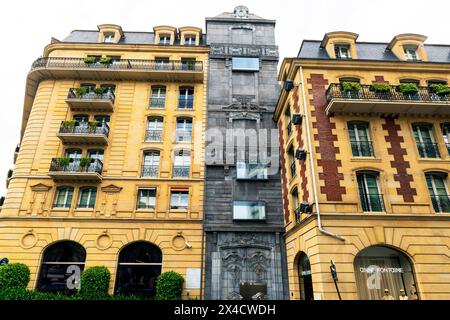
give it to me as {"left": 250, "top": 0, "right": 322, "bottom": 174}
{"left": 354, "top": 246, "right": 418, "bottom": 300}
{"left": 175, "top": 117, "right": 192, "bottom": 142}
{"left": 356, "top": 170, "right": 384, "bottom": 212}
{"left": 173, "top": 150, "right": 190, "bottom": 178}
{"left": 65, "top": 149, "right": 82, "bottom": 165}
{"left": 291, "top": 188, "right": 300, "bottom": 222}
{"left": 440, "top": 123, "right": 450, "bottom": 155}
{"left": 37, "top": 241, "right": 86, "bottom": 292}
{"left": 114, "top": 241, "right": 162, "bottom": 296}
{"left": 297, "top": 253, "right": 313, "bottom": 300}
{"left": 146, "top": 117, "right": 163, "bottom": 141}
{"left": 77, "top": 187, "right": 97, "bottom": 209}
{"left": 425, "top": 172, "right": 450, "bottom": 213}
{"left": 141, "top": 151, "right": 160, "bottom": 178}
{"left": 348, "top": 121, "right": 373, "bottom": 157}
{"left": 412, "top": 123, "right": 440, "bottom": 158}
{"left": 150, "top": 86, "right": 166, "bottom": 108}
{"left": 53, "top": 186, "right": 74, "bottom": 208}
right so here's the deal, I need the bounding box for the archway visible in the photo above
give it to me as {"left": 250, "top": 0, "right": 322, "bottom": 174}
{"left": 114, "top": 241, "right": 162, "bottom": 296}
{"left": 354, "top": 245, "right": 418, "bottom": 300}
{"left": 297, "top": 252, "right": 314, "bottom": 300}
{"left": 36, "top": 240, "right": 86, "bottom": 292}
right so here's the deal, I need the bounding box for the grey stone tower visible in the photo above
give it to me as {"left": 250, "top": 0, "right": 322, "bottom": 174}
{"left": 204, "top": 6, "right": 288, "bottom": 300}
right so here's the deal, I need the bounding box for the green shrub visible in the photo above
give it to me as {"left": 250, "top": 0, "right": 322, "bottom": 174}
{"left": 79, "top": 266, "right": 110, "bottom": 299}
{"left": 84, "top": 56, "right": 97, "bottom": 64}
{"left": 75, "top": 87, "right": 88, "bottom": 95}
{"left": 61, "top": 120, "right": 76, "bottom": 129}
{"left": 398, "top": 83, "right": 418, "bottom": 94}
{"left": 88, "top": 121, "right": 99, "bottom": 131}
{"left": 79, "top": 157, "right": 92, "bottom": 168}
{"left": 0, "top": 263, "right": 30, "bottom": 290}
{"left": 155, "top": 271, "right": 184, "bottom": 300}
{"left": 341, "top": 81, "right": 361, "bottom": 92}
{"left": 370, "top": 83, "right": 391, "bottom": 93}
{"left": 57, "top": 157, "right": 71, "bottom": 167}
{"left": 93, "top": 87, "right": 105, "bottom": 95}
{"left": 429, "top": 83, "right": 450, "bottom": 96}
{"left": 99, "top": 57, "right": 111, "bottom": 64}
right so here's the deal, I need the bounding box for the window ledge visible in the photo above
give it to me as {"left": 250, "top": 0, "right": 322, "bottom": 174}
{"left": 418, "top": 158, "right": 450, "bottom": 164}
{"left": 350, "top": 157, "right": 381, "bottom": 162}
{"left": 74, "top": 208, "right": 94, "bottom": 211}
{"left": 136, "top": 208, "right": 156, "bottom": 212}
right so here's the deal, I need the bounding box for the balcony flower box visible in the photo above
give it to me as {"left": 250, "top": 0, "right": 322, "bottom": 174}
{"left": 341, "top": 81, "right": 361, "bottom": 99}
{"left": 398, "top": 83, "right": 419, "bottom": 100}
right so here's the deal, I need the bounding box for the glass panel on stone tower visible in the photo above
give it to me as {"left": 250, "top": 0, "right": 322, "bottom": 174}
{"left": 232, "top": 57, "right": 259, "bottom": 71}
{"left": 233, "top": 200, "right": 266, "bottom": 220}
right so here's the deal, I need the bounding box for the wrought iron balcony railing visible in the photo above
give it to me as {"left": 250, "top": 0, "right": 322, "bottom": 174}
{"left": 49, "top": 159, "right": 103, "bottom": 174}
{"left": 178, "top": 97, "right": 194, "bottom": 109}
{"left": 31, "top": 57, "right": 203, "bottom": 72}
{"left": 350, "top": 140, "right": 374, "bottom": 157}
{"left": 59, "top": 122, "right": 110, "bottom": 137}
{"left": 175, "top": 130, "right": 192, "bottom": 142}
{"left": 141, "top": 165, "right": 159, "bottom": 178}
{"left": 173, "top": 165, "right": 190, "bottom": 178}
{"left": 430, "top": 194, "right": 450, "bottom": 213}
{"left": 67, "top": 88, "right": 115, "bottom": 103}
{"left": 360, "top": 193, "right": 385, "bottom": 212}
{"left": 149, "top": 98, "right": 166, "bottom": 108}
{"left": 416, "top": 142, "right": 440, "bottom": 158}
{"left": 145, "top": 130, "right": 163, "bottom": 142}
{"left": 326, "top": 83, "right": 450, "bottom": 104}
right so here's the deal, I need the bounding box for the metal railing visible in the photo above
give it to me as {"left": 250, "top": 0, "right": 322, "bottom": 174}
{"left": 178, "top": 97, "right": 194, "bottom": 109}
{"left": 430, "top": 195, "right": 450, "bottom": 213}
{"left": 416, "top": 142, "right": 440, "bottom": 158}
{"left": 360, "top": 193, "right": 385, "bottom": 212}
{"left": 350, "top": 140, "right": 374, "bottom": 157}
{"left": 49, "top": 158, "right": 103, "bottom": 174}
{"left": 175, "top": 130, "right": 192, "bottom": 142}
{"left": 173, "top": 166, "right": 190, "bottom": 178}
{"left": 145, "top": 130, "right": 163, "bottom": 142}
{"left": 326, "top": 83, "right": 450, "bottom": 104}
{"left": 149, "top": 98, "right": 166, "bottom": 108}
{"left": 59, "top": 122, "right": 110, "bottom": 137}
{"left": 31, "top": 57, "right": 203, "bottom": 72}
{"left": 67, "top": 88, "right": 115, "bottom": 102}
{"left": 141, "top": 165, "right": 159, "bottom": 178}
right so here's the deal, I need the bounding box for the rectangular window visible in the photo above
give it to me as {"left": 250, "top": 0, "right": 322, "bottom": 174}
{"left": 404, "top": 46, "right": 419, "bottom": 61}
{"left": 150, "top": 87, "right": 166, "bottom": 108}
{"left": 141, "top": 151, "right": 160, "bottom": 177}
{"left": 181, "top": 58, "right": 196, "bottom": 70}
{"left": 426, "top": 174, "right": 450, "bottom": 213}
{"left": 236, "top": 162, "right": 268, "bottom": 180}
{"left": 413, "top": 124, "right": 440, "bottom": 158}
{"left": 232, "top": 57, "right": 260, "bottom": 71}
{"left": 285, "top": 108, "right": 292, "bottom": 137}
{"left": 155, "top": 57, "right": 170, "bottom": 70}
{"left": 334, "top": 45, "right": 351, "bottom": 59}
{"left": 137, "top": 188, "right": 156, "bottom": 209}
{"left": 53, "top": 187, "right": 74, "bottom": 208}
{"left": 178, "top": 87, "right": 194, "bottom": 109}
{"left": 357, "top": 172, "right": 384, "bottom": 212}
{"left": 441, "top": 123, "right": 450, "bottom": 155}
{"left": 173, "top": 150, "right": 190, "bottom": 178}
{"left": 184, "top": 36, "right": 196, "bottom": 46}
{"left": 348, "top": 122, "right": 374, "bottom": 157}
{"left": 170, "top": 190, "right": 189, "bottom": 210}
{"left": 289, "top": 147, "right": 296, "bottom": 179}
{"left": 77, "top": 188, "right": 97, "bottom": 209}
{"left": 159, "top": 34, "right": 171, "bottom": 45}
{"left": 233, "top": 201, "right": 266, "bottom": 220}
{"left": 103, "top": 33, "right": 115, "bottom": 43}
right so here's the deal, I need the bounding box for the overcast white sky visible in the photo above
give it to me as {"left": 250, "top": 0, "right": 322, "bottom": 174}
{"left": 0, "top": 0, "right": 448, "bottom": 196}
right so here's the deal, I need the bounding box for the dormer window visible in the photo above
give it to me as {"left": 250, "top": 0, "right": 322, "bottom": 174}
{"left": 404, "top": 46, "right": 419, "bottom": 61}
{"left": 335, "top": 44, "right": 351, "bottom": 59}
{"left": 184, "top": 35, "right": 196, "bottom": 46}
{"left": 103, "top": 33, "right": 115, "bottom": 43}
{"left": 159, "top": 34, "right": 171, "bottom": 45}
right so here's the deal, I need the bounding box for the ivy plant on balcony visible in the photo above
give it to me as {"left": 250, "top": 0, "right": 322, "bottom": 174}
{"left": 398, "top": 83, "right": 419, "bottom": 94}
{"left": 61, "top": 120, "right": 76, "bottom": 130}
{"left": 370, "top": 83, "right": 391, "bottom": 93}
{"left": 75, "top": 87, "right": 88, "bottom": 96}
{"left": 57, "top": 157, "right": 70, "bottom": 167}
{"left": 83, "top": 56, "right": 97, "bottom": 64}
{"left": 429, "top": 84, "right": 450, "bottom": 96}
{"left": 79, "top": 157, "right": 93, "bottom": 168}
{"left": 99, "top": 57, "right": 111, "bottom": 64}
{"left": 341, "top": 81, "right": 361, "bottom": 92}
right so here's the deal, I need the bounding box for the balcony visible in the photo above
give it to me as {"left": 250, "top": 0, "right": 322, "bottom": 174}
{"left": 30, "top": 57, "right": 204, "bottom": 83}
{"left": 66, "top": 88, "right": 115, "bottom": 112}
{"left": 173, "top": 165, "right": 190, "bottom": 178}
{"left": 141, "top": 165, "right": 159, "bottom": 178}
{"left": 145, "top": 129, "right": 163, "bottom": 142}
{"left": 57, "top": 122, "right": 109, "bottom": 145}
{"left": 430, "top": 195, "right": 450, "bottom": 213}
{"left": 326, "top": 84, "right": 450, "bottom": 115}
{"left": 49, "top": 158, "right": 103, "bottom": 182}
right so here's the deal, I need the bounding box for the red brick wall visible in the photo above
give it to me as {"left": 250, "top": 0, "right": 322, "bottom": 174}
{"left": 382, "top": 116, "right": 417, "bottom": 202}
{"left": 307, "top": 74, "right": 346, "bottom": 201}
{"left": 278, "top": 124, "right": 291, "bottom": 223}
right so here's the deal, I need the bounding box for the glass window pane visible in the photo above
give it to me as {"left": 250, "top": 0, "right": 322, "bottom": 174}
{"left": 233, "top": 201, "right": 265, "bottom": 220}
{"left": 232, "top": 57, "right": 259, "bottom": 71}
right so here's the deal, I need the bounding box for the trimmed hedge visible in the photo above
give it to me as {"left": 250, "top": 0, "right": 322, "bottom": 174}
{"left": 156, "top": 271, "right": 184, "bottom": 300}
{"left": 79, "top": 266, "right": 111, "bottom": 299}
{"left": 0, "top": 263, "right": 30, "bottom": 290}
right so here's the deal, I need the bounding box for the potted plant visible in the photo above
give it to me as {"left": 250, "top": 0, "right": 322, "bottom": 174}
{"left": 83, "top": 56, "right": 97, "bottom": 64}
{"left": 341, "top": 81, "right": 361, "bottom": 98}
{"left": 75, "top": 87, "right": 88, "bottom": 96}
{"left": 57, "top": 157, "right": 70, "bottom": 167}
{"left": 370, "top": 83, "right": 391, "bottom": 99}
{"left": 429, "top": 84, "right": 450, "bottom": 99}
{"left": 88, "top": 121, "right": 99, "bottom": 133}
{"left": 61, "top": 120, "right": 76, "bottom": 131}
{"left": 79, "top": 157, "right": 93, "bottom": 168}
{"left": 93, "top": 87, "right": 104, "bottom": 95}
{"left": 99, "top": 56, "right": 111, "bottom": 65}
{"left": 398, "top": 83, "right": 419, "bottom": 99}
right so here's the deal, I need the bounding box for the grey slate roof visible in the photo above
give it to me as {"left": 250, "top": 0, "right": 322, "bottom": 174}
{"left": 62, "top": 30, "right": 207, "bottom": 45}
{"left": 298, "top": 40, "right": 450, "bottom": 63}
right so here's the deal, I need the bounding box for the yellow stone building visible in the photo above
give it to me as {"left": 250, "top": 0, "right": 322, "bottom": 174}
{"left": 0, "top": 24, "right": 208, "bottom": 298}
{"left": 275, "top": 32, "right": 450, "bottom": 300}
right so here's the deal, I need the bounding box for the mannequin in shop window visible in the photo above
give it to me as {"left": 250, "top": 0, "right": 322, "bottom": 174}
{"left": 382, "top": 288, "right": 394, "bottom": 300}
{"left": 399, "top": 289, "right": 408, "bottom": 300}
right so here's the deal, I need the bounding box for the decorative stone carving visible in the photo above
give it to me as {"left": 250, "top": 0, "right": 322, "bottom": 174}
{"left": 210, "top": 44, "right": 279, "bottom": 60}
{"left": 99, "top": 184, "right": 122, "bottom": 216}
{"left": 96, "top": 230, "right": 113, "bottom": 250}
{"left": 27, "top": 184, "right": 52, "bottom": 216}
{"left": 171, "top": 231, "right": 188, "bottom": 251}
{"left": 20, "top": 229, "right": 37, "bottom": 249}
